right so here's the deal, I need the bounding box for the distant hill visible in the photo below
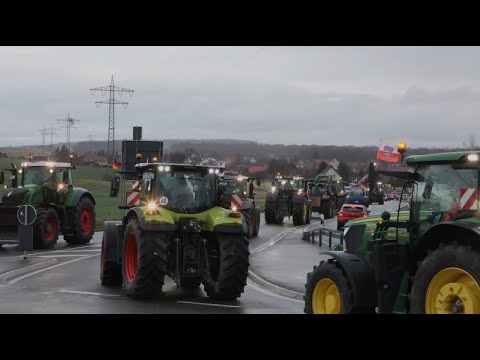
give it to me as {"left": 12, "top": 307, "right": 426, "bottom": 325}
{"left": 1, "top": 139, "right": 469, "bottom": 165}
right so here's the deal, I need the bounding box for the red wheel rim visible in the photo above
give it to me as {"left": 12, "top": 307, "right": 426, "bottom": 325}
{"left": 125, "top": 233, "right": 137, "bottom": 282}
{"left": 80, "top": 208, "right": 93, "bottom": 236}
{"left": 45, "top": 214, "right": 57, "bottom": 241}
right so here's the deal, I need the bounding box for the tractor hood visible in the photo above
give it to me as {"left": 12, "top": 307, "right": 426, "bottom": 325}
{"left": 1, "top": 185, "right": 41, "bottom": 207}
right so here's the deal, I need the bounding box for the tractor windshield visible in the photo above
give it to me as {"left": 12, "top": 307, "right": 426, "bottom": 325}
{"left": 412, "top": 163, "right": 479, "bottom": 221}
{"left": 309, "top": 184, "right": 324, "bottom": 196}
{"left": 273, "top": 178, "right": 301, "bottom": 191}
{"left": 154, "top": 170, "right": 217, "bottom": 213}
{"left": 22, "top": 167, "right": 52, "bottom": 186}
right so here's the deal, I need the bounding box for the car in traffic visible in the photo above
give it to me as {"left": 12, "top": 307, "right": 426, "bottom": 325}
{"left": 337, "top": 203, "right": 369, "bottom": 230}
{"left": 345, "top": 187, "right": 369, "bottom": 206}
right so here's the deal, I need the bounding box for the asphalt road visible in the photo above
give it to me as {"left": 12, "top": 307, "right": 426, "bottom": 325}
{"left": 0, "top": 214, "right": 323, "bottom": 314}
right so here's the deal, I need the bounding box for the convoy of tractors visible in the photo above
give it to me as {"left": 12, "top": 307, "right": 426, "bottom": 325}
{"left": 2, "top": 139, "right": 480, "bottom": 314}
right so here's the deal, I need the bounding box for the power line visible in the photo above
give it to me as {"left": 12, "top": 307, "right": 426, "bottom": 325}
{"left": 90, "top": 75, "right": 134, "bottom": 165}
{"left": 38, "top": 124, "right": 48, "bottom": 155}
{"left": 57, "top": 113, "right": 80, "bottom": 153}
{"left": 49, "top": 124, "right": 60, "bottom": 155}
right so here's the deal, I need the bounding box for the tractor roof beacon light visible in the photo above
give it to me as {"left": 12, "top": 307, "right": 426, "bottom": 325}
{"left": 70, "top": 154, "right": 74, "bottom": 166}
{"left": 397, "top": 141, "right": 407, "bottom": 163}
{"left": 136, "top": 153, "right": 142, "bottom": 164}
{"left": 152, "top": 156, "right": 158, "bottom": 162}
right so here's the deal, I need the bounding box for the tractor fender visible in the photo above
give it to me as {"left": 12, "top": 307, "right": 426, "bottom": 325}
{"left": 125, "top": 207, "right": 175, "bottom": 232}
{"left": 70, "top": 188, "right": 96, "bottom": 206}
{"left": 321, "top": 251, "right": 378, "bottom": 308}
{"left": 243, "top": 198, "right": 254, "bottom": 209}
{"left": 265, "top": 192, "right": 278, "bottom": 203}
{"left": 103, "top": 221, "right": 123, "bottom": 263}
{"left": 415, "top": 220, "right": 480, "bottom": 261}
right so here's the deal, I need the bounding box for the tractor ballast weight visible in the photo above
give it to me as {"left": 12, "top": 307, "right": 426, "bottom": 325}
{"left": 304, "top": 149, "right": 480, "bottom": 314}
{"left": 100, "top": 162, "right": 250, "bottom": 300}
{"left": 265, "top": 176, "right": 312, "bottom": 226}
{"left": 0, "top": 159, "right": 96, "bottom": 249}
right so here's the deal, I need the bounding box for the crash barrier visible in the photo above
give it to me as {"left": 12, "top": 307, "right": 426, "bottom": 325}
{"left": 302, "top": 222, "right": 343, "bottom": 248}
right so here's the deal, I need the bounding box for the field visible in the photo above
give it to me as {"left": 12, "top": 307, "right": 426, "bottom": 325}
{"left": 0, "top": 160, "right": 269, "bottom": 230}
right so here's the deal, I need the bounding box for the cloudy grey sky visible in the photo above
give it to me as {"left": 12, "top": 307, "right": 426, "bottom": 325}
{"left": 0, "top": 46, "right": 479, "bottom": 149}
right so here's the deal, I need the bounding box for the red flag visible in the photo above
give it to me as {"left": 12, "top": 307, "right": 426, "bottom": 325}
{"left": 377, "top": 140, "right": 401, "bottom": 163}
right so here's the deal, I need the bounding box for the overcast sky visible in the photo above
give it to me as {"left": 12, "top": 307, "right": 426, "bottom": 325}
{"left": 0, "top": 46, "right": 479, "bottom": 149}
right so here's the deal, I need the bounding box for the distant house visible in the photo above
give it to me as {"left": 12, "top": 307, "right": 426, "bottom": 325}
{"left": 248, "top": 164, "right": 269, "bottom": 174}
{"left": 319, "top": 165, "right": 342, "bottom": 181}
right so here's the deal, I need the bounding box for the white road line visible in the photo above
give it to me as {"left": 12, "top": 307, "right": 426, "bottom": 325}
{"left": 177, "top": 300, "right": 242, "bottom": 308}
{"left": 19, "top": 244, "right": 100, "bottom": 257}
{"left": 59, "top": 289, "right": 121, "bottom": 297}
{"left": 250, "top": 226, "right": 302, "bottom": 255}
{"left": 30, "top": 255, "right": 97, "bottom": 258}
{"left": 8, "top": 253, "right": 100, "bottom": 285}
{"left": 246, "top": 278, "right": 304, "bottom": 303}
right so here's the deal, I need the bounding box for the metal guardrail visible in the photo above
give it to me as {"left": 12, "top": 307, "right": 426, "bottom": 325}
{"left": 302, "top": 222, "right": 344, "bottom": 248}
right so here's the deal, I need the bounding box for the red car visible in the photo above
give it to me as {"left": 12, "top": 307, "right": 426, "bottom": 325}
{"left": 337, "top": 204, "right": 369, "bottom": 230}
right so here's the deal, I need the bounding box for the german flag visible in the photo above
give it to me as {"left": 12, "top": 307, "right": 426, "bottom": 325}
{"left": 112, "top": 156, "right": 121, "bottom": 169}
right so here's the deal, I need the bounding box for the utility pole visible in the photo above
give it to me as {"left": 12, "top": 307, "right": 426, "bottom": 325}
{"left": 90, "top": 75, "right": 134, "bottom": 165}
{"left": 38, "top": 125, "right": 48, "bottom": 155}
{"left": 57, "top": 113, "right": 80, "bottom": 154}
{"left": 49, "top": 124, "right": 60, "bottom": 156}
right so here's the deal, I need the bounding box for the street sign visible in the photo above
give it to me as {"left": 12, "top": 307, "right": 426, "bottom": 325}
{"left": 17, "top": 205, "right": 36, "bottom": 226}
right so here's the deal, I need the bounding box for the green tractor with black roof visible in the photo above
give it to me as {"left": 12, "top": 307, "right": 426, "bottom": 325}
{"left": 0, "top": 158, "right": 96, "bottom": 249}
{"left": 265, "top": 175, "right": 312, "bottom": 226}
{"left": 100, "top": 160, "right": 250, "bottom": 300}
{"left": 304, "top": 144, "right": 480, "bottom": 314}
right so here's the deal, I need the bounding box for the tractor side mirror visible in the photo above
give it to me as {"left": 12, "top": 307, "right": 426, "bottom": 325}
{"left": 256, "top": 178, "right": 261, "bottom": 186}
{"left": 110, "top": 176, "right": 120, "bottom": 197}
{"left": 0, "top": 170, "right": 4, "bottom": 184}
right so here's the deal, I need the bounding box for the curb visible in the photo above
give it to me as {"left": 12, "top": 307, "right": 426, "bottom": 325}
{"left": 0, "top": 258, "right": 58, "bottom": 283}
{"left": 248, "top": 269, "right": 305, "bottom": 300}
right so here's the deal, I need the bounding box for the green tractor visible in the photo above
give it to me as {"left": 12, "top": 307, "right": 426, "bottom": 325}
{"left": 265, "top": 175, "right": 312, "bottom": 226}
{"left": 219, "top": 171, "right": 261, "bottom": 239}
{"left": 307, "top": 175, "right": 346, "bottom": 219}
{"left": 0, "top": 159, "right": 96, "bottom": 249}
{"left": 101, "top": 162, "right": 250, "bottom": 300}
{"left": 304, "top": 150, "right": 480, "bottom": 314}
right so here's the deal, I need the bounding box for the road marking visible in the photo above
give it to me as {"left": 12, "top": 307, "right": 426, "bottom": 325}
{"left": 59, "top": 289, "right": 121, "bottom": 297}
{"left": 177, "top": 300, "right": 242, "bottom": 308}
{"left": 8, "top": 253, "right": 100, "bottom": 285}
{"left": 30, "top": 255, "right": 98, "bottom": 258}
{"left": 251, "top": 225, "right": 302, "bottom": 255}
{"left": 0, "top": 258, "right": 57, "bottom": 282}
{"left": 19, "top": 244, "right": 100, "bottom": 257}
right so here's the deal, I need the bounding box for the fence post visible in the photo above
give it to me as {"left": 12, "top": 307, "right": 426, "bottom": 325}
{"left": 318, "top": 230, "right": 322, "bottom": 247}
{"left": 328, "top": 231, "right": 332, "bottom": 249}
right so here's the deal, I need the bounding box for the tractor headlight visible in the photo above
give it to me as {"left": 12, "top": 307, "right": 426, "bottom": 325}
{"left": 164, "top": 165, "right": 171, "bottom": 172}
{"left": 209, "top": 168, "right": 214, "bottom": 174}
{"left": 57, "top": 183, "right": 64, "bottom": 191}
{"left": 271, "top": 186, "right": 276, "bottom": 193}
{"left": 298, "top": 189, "right": 302, "bottom": 195}
{"left": 18, "top": 169, "right": 23, "bottom": 174}
{"left": 232, "top": 205, "right": 237, "bottom": 212}
{"left": 215, "top": 169, "right": 220, "bottom": 174}
{"left": 158, "top": 165, "right": 165, "bottom": 172}
{"left": 48, "top": 168, "right": 54, "bottom": 174}
{"left": 468, "top": 154, "right": 479, "bottom": 161}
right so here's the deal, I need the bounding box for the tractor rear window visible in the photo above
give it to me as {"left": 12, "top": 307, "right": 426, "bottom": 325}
{"left": 310, "top": 185, "right": 323, "bottom": 196}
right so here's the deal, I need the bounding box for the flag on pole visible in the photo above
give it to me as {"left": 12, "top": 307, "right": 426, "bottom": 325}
{"left": 377, "top": 140, "right": 401, "bottom": 163}
{"left": 112, "top": 154, "right": 121, "bottom": 169}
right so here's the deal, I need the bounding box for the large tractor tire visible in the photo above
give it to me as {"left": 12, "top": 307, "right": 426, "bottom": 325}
{"left": 305, "top": 204, "right": 312, "bottom": 224}
{"left": 180, "top": 278, "right": 202, "bottom": 289}
{"left": 304, "top": 259, "right": 375, "bottom": 314}
{"left": 252, "top": 207, "right": 261, "bottom": 237}
{"left": 122, "top": 218, "right": 168, "bottom": 299}
{"left": 265, "top": 201, "right": 283, "bottom": 224}
{"left": 378, "top": 196, "right": 384, "bottom": 205}
{"left": 33, "top": 207, "right": 60, "bottom": 249}
{"left": 100, "top": 232, "right": 122, "bottom": 286}
{"left": 203, "top": 233, "right": 250, "bottom": 300}
{"left": 293, "top": 202, "right": 307, "bottom": 226}
{"left": 409, "top": 244, "right": 480, "bottom": 314}
{"left": 65, "top": 196, "right": 95, "bottom": 245}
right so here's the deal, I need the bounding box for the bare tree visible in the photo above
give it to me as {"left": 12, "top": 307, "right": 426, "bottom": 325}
{"left": 462, "top": 134, "right": 480, "bottom": 150}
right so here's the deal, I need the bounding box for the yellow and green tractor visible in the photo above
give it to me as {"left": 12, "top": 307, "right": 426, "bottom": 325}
{"left": 101, "top": 162, "right": 250, "bottom": 300}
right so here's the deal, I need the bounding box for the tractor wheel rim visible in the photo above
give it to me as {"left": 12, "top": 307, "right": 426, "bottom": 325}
{"left": 45, "top": 215, "right": 57, "bottom": 241}
{"left": 80, "top": 208, "right": 93, "bottom": 235}
{"left": 125, "top": 233, "right": 138, "bottom": 283}
{"left": 426, "top": 267, "right": 480, "bottom": 314}
{"left": 312, "top": 278, "right": 341, "bottom": 314}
